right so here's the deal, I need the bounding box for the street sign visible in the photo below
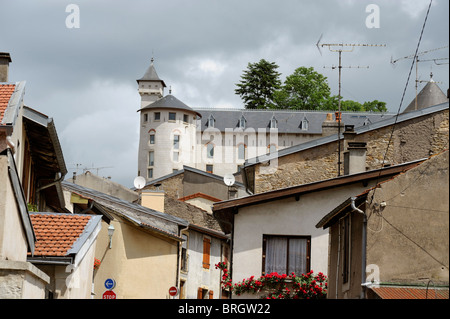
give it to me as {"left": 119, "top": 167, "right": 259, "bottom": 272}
{"left": 169, "top": 286, "right": 178, "bottom": 297}
{"left": 102, "top": 290, "right": 116, "bottom": 299}
{"left": 104, "top": 278, "right": 116, "bottom": 290}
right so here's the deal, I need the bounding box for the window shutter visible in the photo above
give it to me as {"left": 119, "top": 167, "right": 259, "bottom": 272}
{"left": 203, "top": 237, "right": 211, "bottom": 269}
{"left": 197, "top": 287, "right": 203, "bottom": 299}
{"left": 209, "top": 290, "right": 214, "bottom": 299}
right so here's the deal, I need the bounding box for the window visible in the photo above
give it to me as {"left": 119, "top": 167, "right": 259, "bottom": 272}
{"left": 154, "top": 112, "right": 160, "bottom": 121}
{"left": 202, "top": 237, "right": 211, "bottom": 269}
{"left": 148, "top": 151, "right": 154, "bottom": 166}
{"left": 262, "top": 235, "right": 310, "bottom": 275}
{"left": 238, "top": 144, "right": 246, "bottom": 160}
{"left": 147, "top": 168, "right": 153, "bottom": 179}
{"left": 181, "top": 234, "right": 188, "bottom": 272}
{"left": 183, "top": 114, "right": 189, "bottom": 123}
{"left": 208, "top": 115, "right": 215, "bottom": 128}
{"left": 150, "top": 133, "right": 155, "bottom": 144}
{"left": 239, "top": 116, "right": 246, "bottom": 129}
{"left": 169, "top": 112, "right": 176, "bottom": 121}
{"left": 270, "top": 117, "right": 277, "bottom": 129}
{"left": 173, "top": 151, "right": 179, "bottom": 162}
{"left": 143, "top": 113, "right": 148, "bottom": 122}
{"left": 299, "top": 118, "right": 308, "bottom": 130}
{"left": 173, "top": 135, "right": 180, "bottom": 150}
{"left": 206, "top": 143, "right": 214, "bottom": 159}
{"left": 206, "top": 165, "right": 213, "bottom": 174}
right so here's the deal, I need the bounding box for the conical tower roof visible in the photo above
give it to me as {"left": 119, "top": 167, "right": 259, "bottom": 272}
{"left": 139, "top": 94, "right": 202, "bottom": 118}
{"left": 137, "top": 58, "right": 167, "bottom": 87}
{"left": 403, "top": 76, "right": 448, "bottom": 113}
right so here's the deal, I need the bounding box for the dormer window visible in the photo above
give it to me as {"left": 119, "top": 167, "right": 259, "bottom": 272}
{"left": 270, "top": 116, "right": 277, "bottom": 129}
{"left": 299, "top": 117, "right": 309, "bottom": 131}
{"left": 208, "top": 115, "right": 215, "bottom": 128}
{"left": 239, "top": 115, "right": 246, "bottom": 129}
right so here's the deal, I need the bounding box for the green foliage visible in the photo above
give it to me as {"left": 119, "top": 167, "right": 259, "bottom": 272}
{"left": 235, "top": 62, "right": 387, "bottom": 112}
{"left": 235, "top": 59, "right": 281, "bottom": 109}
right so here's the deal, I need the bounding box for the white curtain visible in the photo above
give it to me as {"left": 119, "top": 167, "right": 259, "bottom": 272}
{"left": 265, "top": 237, "right": 287, "bottom": 274}
{"left": 288, "top": 238, "right": 308, "bottom": 275}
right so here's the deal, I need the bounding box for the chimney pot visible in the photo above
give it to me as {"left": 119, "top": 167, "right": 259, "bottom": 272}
{"left": 0, "top": 52, "right": 12, "bottom": 82}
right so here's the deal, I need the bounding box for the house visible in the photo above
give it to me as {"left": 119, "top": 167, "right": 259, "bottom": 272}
{"left": 242, "top": 101, "right": 449, "bottom": 194}
{"left": 64, "top": 172, "right": 230, "bottom": 299}
{"left": 1, "top": 52, "right": 68, "bottom": 298}
{"left": 316, "top": 150, "right": 449, "bottom": 299}
{"left": 136, "top": 58, "right": 393, "bottom": 181}
{"left": 27, "top": 212, "right": 102, "bottom": 299}
{"left": 212, "top": 153, "right": 425, "bottom": 298}
{"left": 141, "top": 192, "right": 230, "bottom": 299}
{"left": 62, "top": 180, "right": 189, "bottom": 299}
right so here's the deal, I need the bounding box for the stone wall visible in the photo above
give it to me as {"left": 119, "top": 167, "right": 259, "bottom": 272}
{"left": 254, "top": 109, "right": 449, "bottom": 193}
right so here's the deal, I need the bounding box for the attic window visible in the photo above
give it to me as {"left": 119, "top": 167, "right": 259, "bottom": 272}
{"left": 239, "top": 115, "right": 246, "bottom": 129}
{"left": 299, "top": 118, "right": 308, "bottom": 131}
{"left": 270, "top": 116, "right": 277, "bottom": 129}
{"left": 208, "top": 115, "right": 215, "bottom": 128}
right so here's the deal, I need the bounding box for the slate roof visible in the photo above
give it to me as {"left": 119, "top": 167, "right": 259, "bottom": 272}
{"left": 137, "top": 59, "right": 166, "bottom": 87}
{"left": 403, "top": 80, "right": 448, "bottom": 113}
{"left": 195, "top": 108, "right": 394, "bottom": 134}
{"left": 29, "top": 213, "right": 101, "bottom": 257}
{"left": 140, "top": 94, "right": 202, "bottom": 117}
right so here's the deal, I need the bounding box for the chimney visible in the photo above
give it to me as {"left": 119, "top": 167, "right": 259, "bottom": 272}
{"left": 0, "top": 52, "right": 12, "bottom": 82}
{"left": 141, "top": 190, "right": 165, "bottom": 212}
{"left": 343, "top": 125, "right": 367, "bottom": 175}
{"left": 322, "top": 113, "right": 344, "bottom": 137}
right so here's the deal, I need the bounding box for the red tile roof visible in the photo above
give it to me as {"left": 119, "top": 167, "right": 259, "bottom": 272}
{"left": 0, "top": 84, "right": 15, "bottom": 122}
{"left": 370, "top": 286, "right": 449, "bottom": 299}
{"left": 29, "top": 213, "right": 93, "bottom": 257}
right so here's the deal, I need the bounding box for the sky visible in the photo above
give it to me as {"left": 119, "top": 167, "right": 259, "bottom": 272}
{"left": 1, "top": 0, "right": 449, "bottom": 187}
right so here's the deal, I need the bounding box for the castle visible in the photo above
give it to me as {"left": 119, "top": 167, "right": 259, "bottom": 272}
{"left": 136, "top": 59, "right": 394, "bottom": 181}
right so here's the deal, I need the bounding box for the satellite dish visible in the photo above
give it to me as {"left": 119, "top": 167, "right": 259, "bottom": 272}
{"left": 133, "top": 176, "right": 146, "bottom": 189}
{"left": 223, "top": 174, "right": 235, "bottom": 186}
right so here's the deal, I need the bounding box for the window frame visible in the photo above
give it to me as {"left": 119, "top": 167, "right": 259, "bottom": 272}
{"left": 169, "top": 112, "right": 177, "bottom": 121}
{"left": 262, "top": 235, "right": 311, "bottom": 276}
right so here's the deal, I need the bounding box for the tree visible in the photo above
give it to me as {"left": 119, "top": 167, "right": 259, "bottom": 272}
{"left": 235, "top": 59, "right": 281, "bottom": 109}
{"left": 273, "top": 66, "right": 331, "bottom": 110}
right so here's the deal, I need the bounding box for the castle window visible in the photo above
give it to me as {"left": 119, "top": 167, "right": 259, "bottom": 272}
{"left": 150, "top": 133, "right": 155, "bottom": 144}
{"left": 169, "top": 112, "right": 176, "bottom": 121}
{"left": 183, "top": 114, "right": 189, "bottom": 123}
{"left": 173, "top": 151, "right": 179, "bottom": 162}
{"left": 206, "top": 165, "right": 213, "bottom": 174}
{"left": 174, "top": 135, "right": 180, "bottom": 150}
{"left": 143, "top": 113, "right": 148, "bottom": 122}
{"left": 148, "top": 151, "right": 154, "bottom": 166}
{"left": 270, "top": 116, "right": 277, "bottom": 129}
{"left": 148, "top": 168, "right": 153, "bottom": 179}
{"left": 238, "top": 144, "right": 246, "bottom": 160}
{"left": 299, "top": 118, "right": 308, "bottom": 131}
{"left": 154, "top": 112, "right": 161, "bottom": 121}
{"left": 239, "top": 115, "right": 246, "bottom": 129}
{"left": 208, "top": 115, "right": 215, "bottom": 128}
{"left": 207, "top": 143, "right": 214, "bottom": 159}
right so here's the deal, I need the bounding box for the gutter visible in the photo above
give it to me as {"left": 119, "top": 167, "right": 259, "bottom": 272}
{"left": 351, "top": 196, "right": 367, "bottom": 299}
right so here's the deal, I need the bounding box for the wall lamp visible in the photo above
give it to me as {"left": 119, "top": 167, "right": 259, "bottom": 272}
{"left": 108, "top": 224, "right": 115, "bottom": 249}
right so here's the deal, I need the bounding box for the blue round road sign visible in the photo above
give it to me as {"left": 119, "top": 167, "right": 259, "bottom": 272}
{"left": 105, "top": 278, "right": 116, "bottom": 290}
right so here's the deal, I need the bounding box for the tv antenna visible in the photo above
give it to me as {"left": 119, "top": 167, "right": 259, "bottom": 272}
{"left": 391, "top": 45, "right": 449, "bottom": 111}
{"left": 316, "top": 34, "right": 386, "bottom": 176}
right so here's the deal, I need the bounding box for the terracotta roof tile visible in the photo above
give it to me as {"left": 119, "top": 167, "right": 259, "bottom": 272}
{"left": 29, "top": 213, "right": 93, "bottom": 257}
{"left": 0, "top": 84, "right": 16, "bottom": 122}
{"left": 371, "top": 286, "right": 449, "bottom": 299}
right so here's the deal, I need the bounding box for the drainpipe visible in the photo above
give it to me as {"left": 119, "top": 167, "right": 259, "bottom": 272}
{"left": 351, "top": 197, "right": 367, "bottom": 299}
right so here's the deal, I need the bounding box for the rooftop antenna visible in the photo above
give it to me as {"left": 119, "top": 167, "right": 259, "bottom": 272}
{"left": 316, "top": 34, "right": 386, "bottom": 176}
{"left": 391, "top": 45, "right": 449, "bottom": 111}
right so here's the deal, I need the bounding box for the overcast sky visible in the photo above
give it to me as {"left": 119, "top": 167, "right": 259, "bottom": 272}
{"left": 1, "top": 0, "right": 448, "bottom": 187}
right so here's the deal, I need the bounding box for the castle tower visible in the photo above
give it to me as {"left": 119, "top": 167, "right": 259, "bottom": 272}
{"left": 137, "top": 58, "right": 167, "bottom": 108}
{"left": 137, "top": 60, "right": 201, "bottom": 181}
